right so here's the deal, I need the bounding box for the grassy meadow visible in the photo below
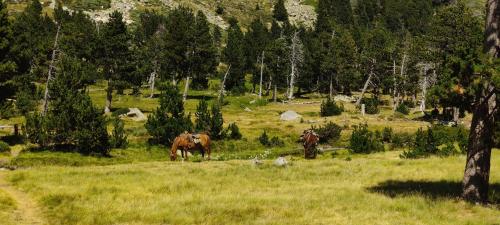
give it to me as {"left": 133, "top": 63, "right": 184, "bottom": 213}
{"left": 2, "top": 151, "right": 499, "bottom": 225}
{"left": 0, "top": 80, "right": 498, "bottom": 224}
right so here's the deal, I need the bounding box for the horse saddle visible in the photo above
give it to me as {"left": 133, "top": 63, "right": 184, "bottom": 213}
{"left": 191, "top": 134, "right": 201, "bottom": 144}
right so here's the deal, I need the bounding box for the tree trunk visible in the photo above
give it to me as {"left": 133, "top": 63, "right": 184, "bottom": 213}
{"left": 259, "top": 51, "right": 265, "bottom": 98}
{"left": 462, "top": 84, "right": 497, "bottom": 203}
{"left": 356, "top": 63, "right": 374, "bottom": 106}
{"left": 105, "top": 79, "right": 112, "bottom": 113}
{"left": 219, "top": 65, "right": 231, "bottom": 102}
{"left": 329, "top": 75, "right": 333, "bottom": 99}
{"left": 400, "top": 53, "right": 407, "bottom": 99}
{"left": 42, "top": 24, "right": 61, "bottom": 116}
{"left": 273, "top": 85, "right": 277, "bottom": 103}
{"left": 183, "top": 76, "right": 190, "bottom": 101}
{"left": 149, "top": 72, "right": 156, "bottom": 98}
{"left": 462, "top": 0, "right": 499, "bottom": 204}
{"left": 288, "top": 63, "right": 296, "bottom": 100}
{"left": 393, "top": 60, "right": 399, "bottom": 111}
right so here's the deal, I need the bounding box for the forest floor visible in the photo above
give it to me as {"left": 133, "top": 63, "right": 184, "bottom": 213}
{"left": 0, "top": 81, "right": 498, "bottom": 224}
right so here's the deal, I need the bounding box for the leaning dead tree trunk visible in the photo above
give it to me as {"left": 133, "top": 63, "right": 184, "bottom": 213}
{"left": 462, "top": 0, "right": 499, "bottom": 204}
{"left": 356, "top": 60, "right": 375, "bottom": 106}
{"left": 288, "top": 31, "right": 303, "bottom": 100}
{"left": 218, "top": 65, "right": 231, "bottom": 102}
{"left": 259, "top": 51, "right": 265, "bottom": 98}
{"left": 42, "top": 24, "right": 61, "bottom": 116}
{"left": 182, "top": 76, "right": 190, "bottom": 101}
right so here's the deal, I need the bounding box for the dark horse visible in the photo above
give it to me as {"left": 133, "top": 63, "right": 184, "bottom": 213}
{"left": 300, "top": 129, "right": 320, "bottom": 159}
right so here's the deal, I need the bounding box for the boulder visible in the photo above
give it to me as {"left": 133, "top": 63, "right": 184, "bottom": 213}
{"left": 126, "top": 108, "right": 147, "bottom": 121}
{"left": 280, "top": 110, "right": 302, "bottom": 121}
{"left": 274, "top": 157, "right": 288, "bottom": 167}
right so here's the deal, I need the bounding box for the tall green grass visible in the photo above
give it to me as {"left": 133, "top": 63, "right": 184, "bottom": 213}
{"left": 6, "top": 151, "right": 500, "bottom": 225}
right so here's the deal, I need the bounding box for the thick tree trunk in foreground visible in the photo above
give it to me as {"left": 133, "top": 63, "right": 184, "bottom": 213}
{"left": 462, "top": 0, "right": 499, "bottom": 203}
{"left": 463, "top": 85, "right": 497, "bottom": 203}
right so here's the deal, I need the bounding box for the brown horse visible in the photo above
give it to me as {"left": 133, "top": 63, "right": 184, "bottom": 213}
{"left": 300, "top": 129, "right": 320, "bottom": 159}
{"left": 170, "top": 133, "right": 211, "bottom": 161}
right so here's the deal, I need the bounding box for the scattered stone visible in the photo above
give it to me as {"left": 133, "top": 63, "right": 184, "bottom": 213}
{"left": 252, "top": 157, "right": 263, "bottom": 166}
{"left": 250, "top": 100, "right": 256, "bottom": 104}
{"left": 274, "top": 156, "right": 288, "bottom": 167}
{"left": 280, "top": 110, "right": 302, "bottom": 121}
{"left": 334, "top": 95, "right": 356, "bottom": 103}
{"left": 244, "top": 107, "right": 252, "bottom": 112}
{"left": 125, "top": 108, "right": 147, "bottom": 121}
{"left": 284, "top": 0, "right": 317, "bottom": 28}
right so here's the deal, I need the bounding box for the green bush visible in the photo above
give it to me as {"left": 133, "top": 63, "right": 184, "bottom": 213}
{"left": 382, "top": 127, "right": 393, "bottom": 143}
{"left": 16, "top": 88, "right": 37, "bottom": 115}
{"left": 216, "top": 5, "right": 224, "bottom": 14}
{"left": 110, "top": 118, "right": 128, "bottom": 149}
{"left": 210, "top": 103, "right": 224, "bottom": 140}
{"left": 258, "top": 130, "right": 270, "bottom": 146}
{"left": 145, "top": 85, "right": 193, "bottom": 145}
{"left": 0, "top": 141, "right": 10, "bottom": 152}
{"left": 400, "top": 128, "right": 437, "bottom": 159}
{"left": 400, "top": 124, "right": 469, "bottom": 159}
{"left": 396, "top": 103, "right": 410, "bottom": 115}
{"left": 258, "top": 131, "right": 284, "bottom": 147}
{"left": 391, "top": 132, "right": 414, "bottom": 149}
{"left": 313, "top": 122, "right": 342, "bottom": 144}
{"left": 320, "top": 98, "right": 343, "bottom": 117}
{"left": 195, "top": 99, "right": 211, "bottom": 132}
{"left": 269, "top": 136, "right": 285, "bottom": 147}
{"left": 349, "top": 123, "right": 384, "bottom": 153}
{"left": 227, "top": 123, "right": 242, "bottom": 140}
{"left": 360, "top": 98, "right": 380, "bottom": 114}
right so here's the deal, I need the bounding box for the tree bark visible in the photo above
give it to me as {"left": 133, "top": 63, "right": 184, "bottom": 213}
{"left": 462, "top": 0, "right": 499, "bottom": 204}
{"left": 183, "top": 76, "right": 190, "bottom": 101}
{"left": 105, "top": 79, "right": 112, "bottom": 113}
{"left": 356, "top": 62, "right": 374, "bottom": 106}
{"left": 219, "top": 65, "right": 231, "bottom": 102}
{"left": 329, "top": 75, "right": 333, "bottom": 99}
{"left": 393, "top": 60, "right": 399, "bottom": 111}
{"left": 273, "top": 85, "right": 277, "bottom": 102}
{"left": 42, "top": 24, "right": 61, "bottom": 116}
{"left": 259, "top": 51, "right": 265, "bottom": 98}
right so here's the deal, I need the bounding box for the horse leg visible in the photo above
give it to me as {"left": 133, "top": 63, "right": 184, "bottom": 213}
{"left": 206, "top": 146, "right": 211, "bottom": 160}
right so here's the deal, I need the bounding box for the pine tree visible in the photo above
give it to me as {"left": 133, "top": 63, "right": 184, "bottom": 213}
{"left": 246, "top": 19, "right": 269, "bottom": 90}
{"left": 191, "top": 11, "right": 217, "bottom": 90}
{"left": 273, "top": 0, "right": 289, "bottom": 23}
{"left": 164, "top": 7, "right": 195, "bottom": 85}
{"left": 25, "top": 57, "right": 110, "bottom": 155}
{"left": 210, "top": 103, "right": 224, "bottom": 140}
{"left": 195, "top": 99, "right": 211, "bottom": 132}
{"left": 0, "top": 0, "right": 16, "bottom": 107}
{"left": 223, "top": 18, "right": 246, "bottom": 93}
{"left": 145, "top": 85, "right": 193, "bottom": 145}
{"left": 316, "top": 0, "right": 353, "bottom": 33}
{"left": 100, "top": 11, "right": 131, "bottom": 113}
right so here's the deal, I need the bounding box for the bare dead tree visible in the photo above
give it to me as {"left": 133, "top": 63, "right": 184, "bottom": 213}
{"left": 356, "top": 59, "right": 376, "bottom": 106}
{"left": 218, "top": 65, "right": 231, "bottom": 102}
{"left": 42, "top": 24, "right": 61, "bottom": 116}
{"left": 288, "top": 31, "right": 303, "bottom": 100}
{"left": 259, "top": 51, "right": 265, "bottom": 98}
{"left": 417, "top": 63, "right": 435, "bottom": 113}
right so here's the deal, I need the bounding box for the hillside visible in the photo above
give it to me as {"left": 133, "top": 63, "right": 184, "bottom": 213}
{"left": 6, "top": 0, "right": 317, "bottom": 29}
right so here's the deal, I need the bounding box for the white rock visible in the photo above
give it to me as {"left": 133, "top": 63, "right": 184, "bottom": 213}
{"left": 280, "top": 110, "right": 302, "bottom": 121}
{"left": 244, "top": 107, "right": 252, "bottom": 112}
{"left": 126, "top": 108, "right": 147, "bottom": 121}
{"left": 274, "top": 157, "right": 288, "bottom": 167}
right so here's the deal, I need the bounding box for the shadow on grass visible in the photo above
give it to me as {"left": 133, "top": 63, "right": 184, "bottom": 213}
{"left": 368, "top": 180, "right": 500, "bottom": 206}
